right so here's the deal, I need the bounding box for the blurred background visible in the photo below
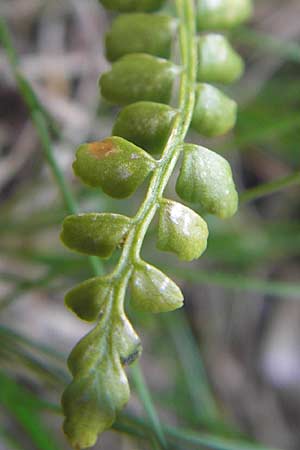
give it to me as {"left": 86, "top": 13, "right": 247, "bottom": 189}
{"left": 1, "top": 0, "right": 300, "bottom": 449}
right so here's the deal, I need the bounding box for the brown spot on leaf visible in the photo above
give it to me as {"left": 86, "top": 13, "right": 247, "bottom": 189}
{"left": 118, "top": 231, "right": 129, "bottom": 248}
{"left": 88, "top": 140, "right": 115, "bottom": 159}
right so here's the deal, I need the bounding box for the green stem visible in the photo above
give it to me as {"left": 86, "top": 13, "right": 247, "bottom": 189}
{"left": 240, "top": 171, "right": 300, "bottom": 203}
{"left": 131, "top": 364, "right": 168, "bottom": 450}
{"left": 109, "top": 1, "right": 197, "bottom": 443}
{"left": 112, "top": 0, "right": 197, "bottom": 278}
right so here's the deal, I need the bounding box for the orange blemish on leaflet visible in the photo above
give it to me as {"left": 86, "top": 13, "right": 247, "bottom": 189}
{"left": 88, "top": 140, "right": 115, "bottom": 159}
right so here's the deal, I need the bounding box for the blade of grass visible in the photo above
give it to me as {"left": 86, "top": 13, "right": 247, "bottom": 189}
{"left": 114, "top": 419, "right": 181, "bottom": 450}
{"left": 6, "top": 385, "right": 276, "bottom": 450}
{"left": 161, "top": 312, "right": 219, "bottom": 427}
{"left": 0, "top": 341, "right": 68, "bottom": 385}
{"left": 10, "top": 394, "right": 274, "bottom": 450}
{"left": 0, "top": 211, "right": 64, "bottom": 234}
{"left": 164, "top": 424, "right": 279, "bottom": 450}
{"left": 0, "top": 325, "right": 65, "bottom": 361}
{"left": 206, "top": 224, "right": 300, "bottom": 267}
{"left": 0, "top": 270, "right": 56, "bottom": 311}
{"left": 235, "top": 113, "right": 300, "bottom": 149}
{"left": 164, "top": 266, "right": 300, "bottom": 300}
{"left": 131, "top": 363, "right": 168, "bottom": 450}
{"left": 240, "top": 171, "right": 300, "bottom": 203}
{"left": 116, "top": 414, "right": 279, "bottom": 450}
{"left": 0, "top": 18, "right": 103, "bottom": 277}
{"left": 0, "top": 372, "right": 63, "bottom": 450}
{"left": 0, "top": 249, "right": 83, "bottom": 271}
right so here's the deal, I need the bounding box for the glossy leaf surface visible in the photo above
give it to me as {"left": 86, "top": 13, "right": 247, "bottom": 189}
{"left": 113, "top": 102, "right": 177, "bottom": 154}
{"left": 197, "top": 0, "right": 253, "bottom": 30}
{"left": 100, "top": 54, "right": 178, "bottom": 105}
{"left": 158, "top": 199, "right": 209, "bottom": 261}
{"left": 192, "top": 83, "right": 237, "bottom": 137}
{"left": 197, "top": 34, "right": 244, "bottom": 84}
{"left": 65, "top": 276, "right": 111, "bottom": 322}
{"left": 106, "top": 14, "right": 176, "bottom": 62}
{"left": 61, "top": 213, "right": 131, "bottom": 257}
{"left": 130, "top": 262, "right": 184, "bottom": 313}
{"left": 176, "top": 144, "right": 238, "bottom": 219}
{"left": 62, "top": 303, "right": 141, "bottom": 449}
{"left": 73, "top": 137, "right": 156, "bottom": 198}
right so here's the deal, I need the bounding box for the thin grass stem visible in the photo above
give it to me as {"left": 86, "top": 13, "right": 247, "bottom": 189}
{"left": 240, "top": 172, "right": 300, "bottom": 203}
{"left": 131, "top": 364, "right": 168, "bottom": 450}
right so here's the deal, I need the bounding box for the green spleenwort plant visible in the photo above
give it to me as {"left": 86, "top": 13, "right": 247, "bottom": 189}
{"left": 60, "top": 0, "right": 252, "bottom": 448}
